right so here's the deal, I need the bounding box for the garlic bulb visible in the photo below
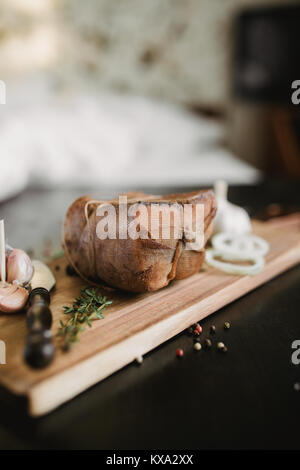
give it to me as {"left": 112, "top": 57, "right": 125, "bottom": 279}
{"left": 0, "top": 283, "right": 28, "bottom": 313}
{"left": 0, "top": 222, "right": 33, "bottom": 313}
{"left": 6, "top": 249, "right": 34, "bottom": 287}
{"left": 213, "top": 180, "right": 251, "bottom": 235}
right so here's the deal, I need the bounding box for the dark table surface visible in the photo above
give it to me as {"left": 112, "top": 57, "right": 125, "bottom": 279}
{"left": 0, "top": 179, "right": 300, "bottom": 450}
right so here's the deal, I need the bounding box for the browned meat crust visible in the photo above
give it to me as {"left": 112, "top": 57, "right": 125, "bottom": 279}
{"left": 63, "top": 190, "right": 216, "bottom": 292}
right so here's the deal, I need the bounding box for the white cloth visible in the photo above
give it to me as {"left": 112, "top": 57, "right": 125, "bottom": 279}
{"left": 0, "top": 86, "right": 260, "bottom": 201}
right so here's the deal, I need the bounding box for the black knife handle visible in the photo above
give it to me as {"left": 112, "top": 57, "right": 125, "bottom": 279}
{"left": 29, "top": 287, "right": 51, "bottom": 306}
{"left": 27, "top": 288, "right": 52, "bottom": 330}
{"left": 24, "top": 330, "right": 55, "bottom": 369}
{"left": 25, "top": 287, "right": 55, "bottom": 368}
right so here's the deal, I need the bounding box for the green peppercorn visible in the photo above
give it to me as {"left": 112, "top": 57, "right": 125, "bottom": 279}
{"left": 224, "top": 322, "right": 230, "bottom": 330}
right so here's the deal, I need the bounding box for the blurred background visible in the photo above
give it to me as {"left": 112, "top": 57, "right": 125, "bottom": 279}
{"left": 0, "top": 0, "right": 300, "bottom": 202}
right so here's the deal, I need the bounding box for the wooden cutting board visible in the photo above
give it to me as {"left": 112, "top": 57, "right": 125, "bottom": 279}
{"left": 0, "top": 220, "right": 299, "bottom": 416}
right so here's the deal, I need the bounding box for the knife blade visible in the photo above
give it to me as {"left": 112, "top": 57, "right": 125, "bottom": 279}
{"left": 24, "top": 260, "right": 56, "bottom": 369}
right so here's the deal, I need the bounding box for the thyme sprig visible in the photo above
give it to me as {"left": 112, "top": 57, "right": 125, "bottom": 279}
{"left": 57, "top": 286, "right": 113, "bottom": 351}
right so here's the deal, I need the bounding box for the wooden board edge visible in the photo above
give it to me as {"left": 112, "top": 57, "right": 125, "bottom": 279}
{"left": 26, "top": 243, "right": 300, "bottom": 416}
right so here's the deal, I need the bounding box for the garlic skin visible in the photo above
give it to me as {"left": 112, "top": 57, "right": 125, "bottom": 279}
{"left": 0, "top": 248, "right": 33, "bottom": 313}
{"left": 213, "top": 180, "right": 251, "bottom": 236}
{"left": 6, "top": 249, "right": 34, "bottom": 287}
{"left": 0, "top": 283, "right": 28, "bottom": 313}
{"left": 213, "top": 199, "right": 251, "bottom": 235}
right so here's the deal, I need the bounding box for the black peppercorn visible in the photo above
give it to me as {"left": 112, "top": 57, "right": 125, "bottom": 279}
{"left": 66, "top": 265, "right": 77, "bottom": 276}
{"left": 204, "top": 338, "right": 212, "bottom": 348}
{"left": 187, "top": 327, "right": 194, "bottom": 336}
{"left": 210, "top": 325, "right": 216, "bottom": 334}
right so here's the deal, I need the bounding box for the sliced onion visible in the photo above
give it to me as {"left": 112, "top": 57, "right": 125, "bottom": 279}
{"left": 211, "top": 233, "right": 269, "bottom": 259}
{"left": 205, "top": 249, "right": 265, "bottom": 276}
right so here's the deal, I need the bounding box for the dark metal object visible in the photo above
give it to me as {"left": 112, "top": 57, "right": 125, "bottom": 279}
{"left": 24, "top": 277, "right": 55, "bottom": 368}
{"left": 24, "top": 329, "right": 55, "bottom": 369}
{"left": 26, "top": 288, "right": 52, "bottom": 331}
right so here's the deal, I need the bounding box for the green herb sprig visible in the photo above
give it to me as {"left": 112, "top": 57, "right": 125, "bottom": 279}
{"left": 57, "top": 286, "right": 113, "bottom": 351}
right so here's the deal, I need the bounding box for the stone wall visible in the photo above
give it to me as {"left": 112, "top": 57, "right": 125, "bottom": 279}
{"left": 0, "top": 0, "right": 291, "bottom": 108}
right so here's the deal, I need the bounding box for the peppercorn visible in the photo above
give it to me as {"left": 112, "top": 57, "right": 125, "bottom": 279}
{"left": 194, "top": 342, "right": 202, "bottom": 351}
{"left": 222, "top": 346, "right": 228, "bottom": 353}
{"left": 193, "top": 329, "right": 200, "bottom": 336}
{"left": 176, "top": 348, "right": 184, "bottom": 358}
{"left": 193, "top": 337, "right": 201, "bottom": 344}
{"left": 187, "top": 327, "right": 194, "bottom": 336}
{"left": 204, "top": 338, "right": 212, "bottom": 348}
{"left": 66, "top": 265, "right": 77, "bottom": 276}
{"left": 224, "top": 322, "right": 230, "bottom": 330}
{"left": 135, "top": 355, "right": 143, "bottom": 364}
{"left": 210, "top": 325, "right": 216, "bottom": 334}
{"left": 217, "top": 342, "right": 228, "bottom": 353}
{"left": 195, "top": 324, "right": 202, "bottom": 334}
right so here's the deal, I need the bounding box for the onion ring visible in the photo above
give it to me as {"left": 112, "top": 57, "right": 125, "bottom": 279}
{"left": 205, "top": 249, "right": 265, "bottom": 276}
{"left": 211, "top": 233, "right": 269, "bottom": 259}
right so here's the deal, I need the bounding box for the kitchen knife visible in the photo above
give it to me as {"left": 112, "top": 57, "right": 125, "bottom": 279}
{"left": 24, "top": 260, "right": 56, "bottom": 369}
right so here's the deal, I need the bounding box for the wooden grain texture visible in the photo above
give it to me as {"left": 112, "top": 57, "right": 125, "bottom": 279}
{"left": 0, "top": 220, "right": 299, "bottom": 416}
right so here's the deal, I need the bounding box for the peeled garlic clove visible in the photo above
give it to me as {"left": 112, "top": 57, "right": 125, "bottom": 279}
{"left": 0, "top": 283, "right": 28, "bottom": 313}
{"left": 6, "top": 249, "right": 34, "bottom": 287}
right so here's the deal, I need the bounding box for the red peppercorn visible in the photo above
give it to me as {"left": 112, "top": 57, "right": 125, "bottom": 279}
{"left": 176, "top": 348, "right": 184, "bottom": 358}
{"left": 193, "top": 329, "right": 200, "bottom": 336}
{"left": 196, "top": 325, "right": 202, "bottom": 333}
